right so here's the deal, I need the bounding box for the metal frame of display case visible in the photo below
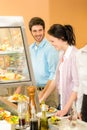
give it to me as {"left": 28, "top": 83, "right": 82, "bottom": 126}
{"left": 0, "top": 16, "right": 36, "bottom": 91}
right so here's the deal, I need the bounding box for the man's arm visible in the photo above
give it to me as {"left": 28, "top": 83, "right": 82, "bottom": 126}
{"left": 39, "top": 80, "right": 52, "bottom": 98}
{"left": 39, "top": 79, "right": 56, "bottom": 103}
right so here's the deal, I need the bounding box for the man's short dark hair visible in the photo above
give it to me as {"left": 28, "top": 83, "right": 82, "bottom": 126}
{"left": 29, "top": 17, "right": 45, "bottom": 31}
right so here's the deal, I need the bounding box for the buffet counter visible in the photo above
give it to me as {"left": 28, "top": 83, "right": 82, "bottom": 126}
{"left": 0, "top": 119, "right": 87, "bottom": 130}
{"left": 0, "top": 95, "right": 87, "bottom": 130}
{"left": 48, "top": 118, "right": 87, "bottom": 130}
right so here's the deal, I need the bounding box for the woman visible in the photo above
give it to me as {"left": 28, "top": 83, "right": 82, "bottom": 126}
{"left": 39, "top": 24, "right": 79, "bottom": 116}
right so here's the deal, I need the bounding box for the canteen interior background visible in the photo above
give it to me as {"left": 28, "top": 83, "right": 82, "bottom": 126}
{"left": 0, "top": 0, "right": 87, "bottom": 48}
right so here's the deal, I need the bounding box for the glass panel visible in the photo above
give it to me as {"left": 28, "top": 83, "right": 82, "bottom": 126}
{"left": 0, "top": 27, "right": 30, "bottom": 83}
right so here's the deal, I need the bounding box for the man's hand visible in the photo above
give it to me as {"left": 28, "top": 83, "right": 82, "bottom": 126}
{"left": 14, "top": 86, "right": 21, "bottom": 94}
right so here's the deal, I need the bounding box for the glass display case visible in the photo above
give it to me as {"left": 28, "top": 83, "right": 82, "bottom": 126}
{"left": 0, "top": 16, "right": 35, "bottom": 96}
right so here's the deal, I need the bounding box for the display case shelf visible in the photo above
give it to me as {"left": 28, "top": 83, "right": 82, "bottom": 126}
{"left": 0, "top": 16, "right": 35, "bottom": 96}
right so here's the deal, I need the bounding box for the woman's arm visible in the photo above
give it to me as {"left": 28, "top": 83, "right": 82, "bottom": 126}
{"left": 56, "top": 91, "right": 77, "bottom": 117}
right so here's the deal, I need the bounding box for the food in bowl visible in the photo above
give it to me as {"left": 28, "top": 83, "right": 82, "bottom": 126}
{"left": 0, "top": 107, "right": 11, "bottom": 120}
{"left": 5, "top": 115, "right": 19, "bottom": 124}
{"left": 0, "top": 107, "right": 18, "bottom": 124}
{"left": 40, "top": 102, "right": 57, "bottom": 113}
{"left": 49, "top": 116, "right": 61, "bottom": 125}
{"left": 47, "top": 107, "right": 57, "bottom": 113}
{"left": 8, "top": 94, "right": 29, "bottom": 103}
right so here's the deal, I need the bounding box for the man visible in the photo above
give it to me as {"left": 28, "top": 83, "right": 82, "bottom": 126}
{"left": 29, "top": 17, "right": 59, "bottom": 108}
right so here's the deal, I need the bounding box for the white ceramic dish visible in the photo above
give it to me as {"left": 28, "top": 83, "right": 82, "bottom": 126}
{"left": 7, "top": 95, "right": 29, "bottom": 104}
{"left": 37, "top": 112, "right": 55, "bottom": 118}
{"left": 37, "top": 106, "right": 57, "bottom": 118}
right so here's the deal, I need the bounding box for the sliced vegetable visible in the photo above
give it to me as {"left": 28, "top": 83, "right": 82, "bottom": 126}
{"left": 50, "top": 116, "right": 61, "bottom": 125}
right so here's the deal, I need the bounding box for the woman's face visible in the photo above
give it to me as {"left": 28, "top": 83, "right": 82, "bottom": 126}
{"left": 48, "top": 35, "right": 63, "bottom": 50}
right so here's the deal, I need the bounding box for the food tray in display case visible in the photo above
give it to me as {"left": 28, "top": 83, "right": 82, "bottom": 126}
{"left": 0, "top": 16, "right": 35, "bottom": 89}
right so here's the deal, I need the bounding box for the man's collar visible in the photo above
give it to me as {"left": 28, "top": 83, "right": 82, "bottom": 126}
{"left": 32, "top": 38, "right": 47, "bottom": 49}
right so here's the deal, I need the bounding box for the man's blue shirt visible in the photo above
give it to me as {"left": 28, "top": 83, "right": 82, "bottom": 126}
{"left": 29, "top": 38, "right": 59, "bottom": 87}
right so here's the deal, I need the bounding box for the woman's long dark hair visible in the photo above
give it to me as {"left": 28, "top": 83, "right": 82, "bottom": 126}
{"left": 47, "top": 24, "right": 76, "bottom": 46}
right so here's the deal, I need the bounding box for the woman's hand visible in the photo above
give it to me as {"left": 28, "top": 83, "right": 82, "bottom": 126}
{"left": 77, "top": 113, "right": 82, "bottom": 120}
{"left": 55, "top": 108, "right": 68, "bottom": 117}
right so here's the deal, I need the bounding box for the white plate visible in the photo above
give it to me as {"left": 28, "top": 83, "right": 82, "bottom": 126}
{"left": 7, "top": 95, "right": 29, "bottom": 103}
{"left": 37, "top": 107, "right": 57, "bottom": 118}
{"left": 59, "top": 115, "right": 70, "bottom": 120}
{"left": 77, "top": 119, "right": 87, "bottom": 127}
{"left": 47, "top": 107, "right": 57, "bottom": 113}
{"left": 7, "top": 96, "right": 17, "bottom": 103}
{"left": 37, "top": 111, "right": 57, "bottom": 118}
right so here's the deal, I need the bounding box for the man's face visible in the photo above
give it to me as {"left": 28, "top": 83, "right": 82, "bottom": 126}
{"left": 31, "top": 25, "right": 45, "bottom": 43}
